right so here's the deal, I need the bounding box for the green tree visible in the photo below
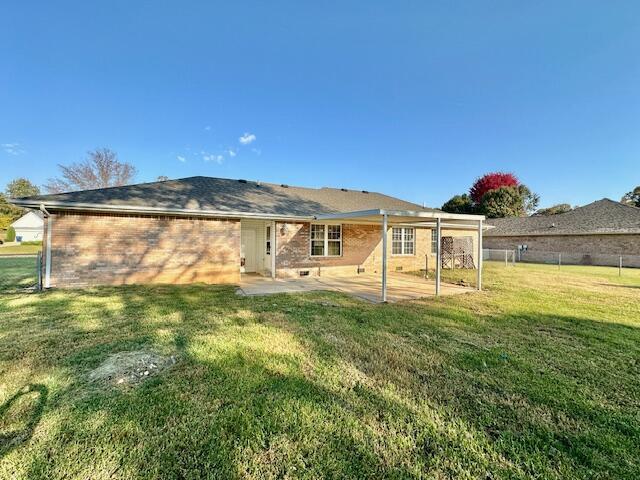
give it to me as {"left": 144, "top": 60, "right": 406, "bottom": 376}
{"left": 534, "top": 203, "right": 573, "bottom": 216}
{"left": 0, "top": 193, "right": 22, "bottom": 225}
{"left": 519, "top": 185, "right": 540, "bottom": 215}
{"left": 479, "top": 186, "right": 533, "bottom": 218}
{"left": 621, "top": 186, "right": 640, "bottom": 207}
{"left": 441, "top": 194, "right": 476, "bottom": 214}
{"left": 6, "top": 177, "right": 40, "bottom": 198}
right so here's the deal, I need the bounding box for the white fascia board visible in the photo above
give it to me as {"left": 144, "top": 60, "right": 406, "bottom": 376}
{"left": 381, "top": 209, "right": 486, "bottom": 221}
{"left": 315, "top": 209, "right": 485, "bottom": 222}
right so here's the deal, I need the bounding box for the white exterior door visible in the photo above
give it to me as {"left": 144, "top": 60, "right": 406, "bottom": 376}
{"left": 241, "top": 228, "right": 257, "bottom": 273}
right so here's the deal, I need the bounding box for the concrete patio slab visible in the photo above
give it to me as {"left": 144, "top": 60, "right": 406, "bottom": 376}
{"left": 237, "top": 273, "right": 473, "bottom": 303}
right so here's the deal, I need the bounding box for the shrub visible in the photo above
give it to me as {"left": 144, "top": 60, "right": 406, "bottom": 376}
{"left": 5, "top": 226, "right": 16, "bottom": 242}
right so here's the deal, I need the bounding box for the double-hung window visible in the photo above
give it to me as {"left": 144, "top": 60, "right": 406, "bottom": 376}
{"left": 392, "top": 227, "right": 415, "bottom": 255}
{"left": 431, "top": 229, "right": 438, "bottom": 254}
{"left": 310, "top": 224, "right": 342, "bottom": 257}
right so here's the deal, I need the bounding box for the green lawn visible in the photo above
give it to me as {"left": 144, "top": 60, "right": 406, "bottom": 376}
{"left": 0, "top": 256, "right": 38, "bottom": 292}
{"left": 0, "top": 263, "right": 639, "bottom": 479}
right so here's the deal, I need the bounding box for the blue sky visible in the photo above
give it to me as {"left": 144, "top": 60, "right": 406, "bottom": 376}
{"left": 1, "top": 1, "right": 638, "bottom": 208}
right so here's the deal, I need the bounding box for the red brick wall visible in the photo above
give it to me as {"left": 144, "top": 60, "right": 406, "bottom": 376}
{"left": 275, "top": 222, "right": 479, "bottom": 277}
{"left": 47, "top": 211, "right": 240, "bottom": 287}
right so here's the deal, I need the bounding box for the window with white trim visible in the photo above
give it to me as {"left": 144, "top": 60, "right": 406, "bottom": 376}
{"left": 392, "top": 227, "right": 415, "bottom": 255}
{"left": 431, "top": 229, "right": 438, "bottom": 254}
{"left": 310, "top": 224, "right": 342, "bottom": 256}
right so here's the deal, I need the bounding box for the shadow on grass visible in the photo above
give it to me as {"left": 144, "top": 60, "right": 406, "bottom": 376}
{"left": 0, "top": 283, "right": 638, "bottom": 478}
{"left": 0, "top": 384, "right": 48, "bottom": 459}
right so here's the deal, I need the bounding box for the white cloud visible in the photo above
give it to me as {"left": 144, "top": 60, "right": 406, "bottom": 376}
{"left": 203, "top": 153, "right": 224, "bottom": 164}
{"left": 251, "top": 147, "right": 262, "bottom": 156}
{"left": 2, "top": 143, "right": 25, "bottom": 155}
{"left": 177, "top": 155, "right": 186, "bottom": 163}
{"left": 227, "top": 149, "right": 237, "bottom": 157}
{"left": 239, "top": 132, "right": 256, "bottom": 145}
{"left": 204, "top": 125, "right": 211, "bottom": 131}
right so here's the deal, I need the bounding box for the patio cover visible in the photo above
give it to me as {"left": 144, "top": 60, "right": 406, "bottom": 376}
{"left": 314, "top": 209, "right": 486, "bottom": 302}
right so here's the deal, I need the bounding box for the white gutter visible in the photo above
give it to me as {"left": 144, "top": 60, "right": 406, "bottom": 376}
{"left": 39, "top": 204, "right": 52, "bottom": 289}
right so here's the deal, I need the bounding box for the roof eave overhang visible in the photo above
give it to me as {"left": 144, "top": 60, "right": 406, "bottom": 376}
{"left": 10, "top": 199, "right": 313, "bottom": 222}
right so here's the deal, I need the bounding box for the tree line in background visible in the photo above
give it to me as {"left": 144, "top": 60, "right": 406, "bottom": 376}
{"left": 1, "top": 148, "right": 138, "bottom": 234}
{"left": 442, "top": 172, "right": 640, "bottom": 218}
{"left": 441, "top": 172, "right": 541, "bottom": 218}
{"left": 1, "top": 151, "right": 639, "bottom": 232}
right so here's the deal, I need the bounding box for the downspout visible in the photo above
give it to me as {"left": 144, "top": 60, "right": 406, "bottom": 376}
{"left": 39, "top": 204, "right": 52, "bottom": 289}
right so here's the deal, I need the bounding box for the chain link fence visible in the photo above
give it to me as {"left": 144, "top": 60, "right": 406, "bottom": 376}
{"left": 0, "top": 253, "right": 42, "bottom": 293}
{"left": 484, "top": 248, "right": 640, "bottom": 273}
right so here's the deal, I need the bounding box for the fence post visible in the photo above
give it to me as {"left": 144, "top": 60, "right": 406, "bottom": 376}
{"left": 558, "top": 253, "right": 562, "bottom": 269}
{"left": 504, "top": 250, "right": 508, "bottom": 267}
{"left": 36, "top": 251, "right": 42, "bottom": 291}
{"left": 619, "top": 256, "right": 622, "bottom": 276}
{"left": 512, "top": 250, "right": 516, "bottom": 266}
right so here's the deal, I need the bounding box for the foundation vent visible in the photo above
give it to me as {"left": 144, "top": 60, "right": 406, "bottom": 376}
{"left": 299, "top": 270, "right": 310, "bottom": 277}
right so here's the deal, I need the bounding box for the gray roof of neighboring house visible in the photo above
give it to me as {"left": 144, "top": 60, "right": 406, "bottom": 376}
{"left": 486, "top": 199, "right": 640, "bottom": 236}
{"left": 13, "top": 176, "right": 435, "bottom": 217}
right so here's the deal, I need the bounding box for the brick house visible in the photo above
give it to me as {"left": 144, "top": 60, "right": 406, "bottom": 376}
{"left": 484, "top": 199, "right": 640, "bottom": 266}
{"left": 11, "top": 176, "right": 486, "bottom": 295}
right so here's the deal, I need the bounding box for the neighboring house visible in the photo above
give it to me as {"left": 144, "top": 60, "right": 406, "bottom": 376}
{"left": 10, "top": 211, "right": 44, "bottom": 242}
{"left": 11, "top": 176, "right": 485, "bottom": 289}
{"left": 485, "top": 199, "right": 640, "bottom": 266}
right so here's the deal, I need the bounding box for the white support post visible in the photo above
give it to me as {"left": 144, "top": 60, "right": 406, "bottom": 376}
{"left": 381, "top": 214, "right": 388, "bottom": 302}
{"left": 477, "top": 219, "right": 483, "bottom": 291}
{"left": 435, "top": 218, "right": 441, "bottom": 296}
{"left": 271, "top": 221, "right": 276, "bottom": 278}
{"left": 45, "top": 215, "right": 52, "bottom": 288}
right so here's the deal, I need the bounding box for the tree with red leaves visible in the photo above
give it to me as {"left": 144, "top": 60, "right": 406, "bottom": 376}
{"left": 442, "top": 171, "right": 539, "bottom": 218}
{"left": 469, "top": 172, "right": 519, "bottom": 203}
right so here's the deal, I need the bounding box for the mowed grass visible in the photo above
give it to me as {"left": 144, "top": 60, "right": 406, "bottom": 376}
{"left": 0, "top": 263, "right": 639, "bottom": 479}
{"left": 0, "top": 256, "right": 38, "bottom": 292}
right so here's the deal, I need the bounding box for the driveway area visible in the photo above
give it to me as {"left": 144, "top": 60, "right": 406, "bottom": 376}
{"left": 237, "top": 272, "right": 473, "bottom": 302}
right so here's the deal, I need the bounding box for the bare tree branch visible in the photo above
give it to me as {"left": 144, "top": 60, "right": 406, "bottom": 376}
{"left": 45, "top": 148, "right": 137, "bottom": 193}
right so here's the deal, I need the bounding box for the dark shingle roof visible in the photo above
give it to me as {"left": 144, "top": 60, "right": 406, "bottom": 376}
{"left": 486, "top": 199, "right": 640, "bottom": 236}
{"left": 15, "top": 176, "right": 434, "bottom": 217}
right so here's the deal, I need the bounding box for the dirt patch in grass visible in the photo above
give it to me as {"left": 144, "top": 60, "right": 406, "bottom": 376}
{"left": 89, "top": 350, "right": 176, "bottom": 387}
